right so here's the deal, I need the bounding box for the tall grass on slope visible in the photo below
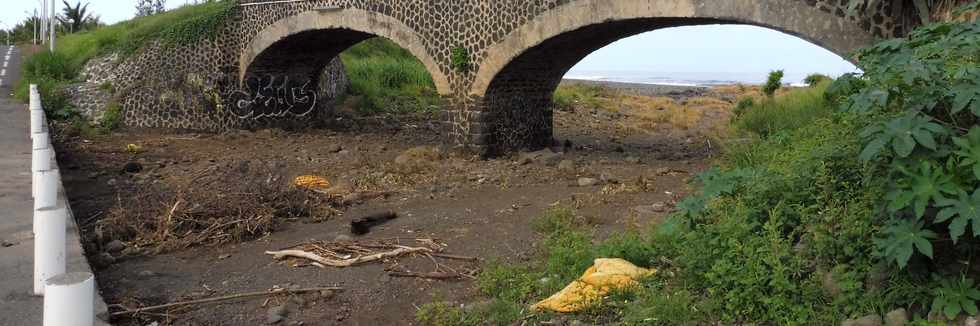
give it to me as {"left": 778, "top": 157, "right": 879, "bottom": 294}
{"left": 340, "top": 38, "right": 440, "bottom": 114}
{"left": 735, "top": 81, "right": 833, "bottom": 138}
{"left": 15, "top": 1, "right": 236, "bottom": 115}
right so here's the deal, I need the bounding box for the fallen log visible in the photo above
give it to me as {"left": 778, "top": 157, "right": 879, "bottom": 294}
{"left": 266, "top": 245, "right": 430, "bottom": 267}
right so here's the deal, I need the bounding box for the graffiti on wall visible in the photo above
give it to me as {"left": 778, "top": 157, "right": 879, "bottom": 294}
{"left": 228, "top": 75, "right": 318, "bottom": 119}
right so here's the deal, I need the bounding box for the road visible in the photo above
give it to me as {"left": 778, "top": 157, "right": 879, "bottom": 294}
{"left": 0, "top": 45, "right": 108, "bottom": 326}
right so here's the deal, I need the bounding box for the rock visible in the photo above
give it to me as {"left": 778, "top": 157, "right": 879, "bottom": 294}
{"left": 654, "top": 167, "right": 670, "bottom": 176}
{"left": 650, "top": 202, "right": 667, "bottom": 212}
{"left": 319, "top": 289, "right": 337, "bottom": 300}
{"left": 326, "top": 144, "right": 342, "bottom": 153}
{"left": 963, "top": 316, "right": 979, "bottom": 326}
{"left": 884, "top": 308, "right": 908, "bottom": 326}
{"left": 95, "top": 252, "right": 116, "bottom": 267}
{"left": 333, "top": 234, "right": 353, "bottom": 242}
{"left": 518, "top": 149, "right": 562, "bottom": 166}
{"left": 625, "top": 156, "right": 641, "bottom": 164}
{"left": 599, "top": 173, "right": 619, "bottom": 184}
{"left": 577, "top": 177, "right": 600, "bottom": 187}
{"left": 337, "top": 150, "right": 350, "bottom": 156}
{"left": 122, "top": 162, "right": 143, "bottom": 173}
{"left": 104, "top": 240, "right": 126, "bottom": 253}
{"left": 137, "top": 270, "right": 158, "bottom": 278}
{"left": 267, "top": 305, "right": 288, "bottom": 324}
{"left": 106, "top": 178, "right": 117, "bottom": 186}
{"left": 842, "top": 314, "right": 883, "bottom": 326}
{"left": 557, "top": 160, "right": 576, "bottom": 173}
{"left": 822, "top": 270, "right": 842, "bottom": 298}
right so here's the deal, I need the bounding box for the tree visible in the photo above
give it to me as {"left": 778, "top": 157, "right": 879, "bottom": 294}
{"left": 59, "top": 1, "right": 91, "bottom": 33}
{"left": 136, "top": 0, "right": 167, "bottom": 17}
{"left": 763, "top": 70, "right": 785, "bottom": 98}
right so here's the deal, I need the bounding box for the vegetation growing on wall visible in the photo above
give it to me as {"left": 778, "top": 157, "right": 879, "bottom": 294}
{"left": 14, "top": 0, "right": 237, "bottom": 119}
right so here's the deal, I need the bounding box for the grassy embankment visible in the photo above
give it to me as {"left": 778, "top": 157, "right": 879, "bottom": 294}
{"left": 16, "top": 0, "right": 440, "bottom": 132}
{"left": 418, "top": 15, "right": 980, "bottom": 325}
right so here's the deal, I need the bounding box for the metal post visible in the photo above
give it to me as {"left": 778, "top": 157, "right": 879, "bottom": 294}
{"left": 49, "top": 0, "right": 55, "bottom": 51}
{"left": 33, "top": 9, "right": 38, "bottom": 45}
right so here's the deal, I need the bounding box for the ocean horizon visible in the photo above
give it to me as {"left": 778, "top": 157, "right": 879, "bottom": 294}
{"left": 563, "top": 70, "right": 857, "bottom": 87}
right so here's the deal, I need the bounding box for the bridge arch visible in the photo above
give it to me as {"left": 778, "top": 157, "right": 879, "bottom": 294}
{"left": 240, "top": 8, "right": 451, "bottom": 95}
{"left": 466, "top": 0, "right": 876, "bottom": 154}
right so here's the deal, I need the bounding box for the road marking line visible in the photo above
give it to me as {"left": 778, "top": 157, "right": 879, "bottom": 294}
{"left": 1, "top": 69, "right": 5, "bottom": 76}
{"left": 2, "top": 61, "right": 7, "bottom": 68}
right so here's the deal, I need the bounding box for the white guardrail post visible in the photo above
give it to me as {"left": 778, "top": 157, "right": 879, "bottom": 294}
{"left": 29, "top": 84, "right": 96, "bottom": 326}
{"left": 44, "top": 272, "right": 95, "bottom": 326}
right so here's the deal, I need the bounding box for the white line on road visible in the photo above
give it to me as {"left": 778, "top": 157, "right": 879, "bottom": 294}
{"left": 2, "top": 61, "right": 7, "bottom": 68}
{"left": 1, "top": 69, "right": 5, "bottom": 76}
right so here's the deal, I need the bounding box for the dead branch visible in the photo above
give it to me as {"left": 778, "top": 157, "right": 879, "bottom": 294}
{"left": 388, "top": 271, "right": 461, "bottom": 280}
{"left": 110, "top": 286, "right": 343, "bottom": 317}
{"left": 430, "top": 253, "right": 479, "bottom": 261}
{"left": 266, "top": 246, "right": 431, "bottom": 267}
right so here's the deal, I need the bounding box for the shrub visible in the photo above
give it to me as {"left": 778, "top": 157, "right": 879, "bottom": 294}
{"left": 804, "top": 73, "right": 831, "bottom": 86}
{"left": 762, "top": 70, "right": 785, "bottom": 97}
{"left": 450, "top": 46, "right": 471, "bottom": 72}
{"left": 99, "top": 102, "right": 123, "bottom": 132}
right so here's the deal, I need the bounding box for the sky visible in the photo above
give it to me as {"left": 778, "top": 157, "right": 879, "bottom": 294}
{"left": 1, "top": 1, "right": 858, "bottom": 82}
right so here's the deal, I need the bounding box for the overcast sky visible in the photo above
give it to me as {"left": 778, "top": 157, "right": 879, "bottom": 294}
{"left": 1, "top": 1, "right": 857, "bottom": 77}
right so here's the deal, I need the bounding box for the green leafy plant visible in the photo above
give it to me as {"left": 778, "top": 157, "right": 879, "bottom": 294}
{"left": 858, "top": 113, "right": 946, "bottom": 161}
{"left": 874, "top": 219, "right": 936, "bottom": 268}
{"left": 953, "top": 127, "right": 980, "bottom": 179}
{"left": 450, "top": 46, "right": 471, "bottom": 72}
{"left": 930, "top": 276, "right": 980, "bottom": 320}
{"left": 935, "top": 189, "right": 980, "bottom": 243}
{"left": 762, "top": 70, "right": 784, "bottom": 97}
{"left": 886, "top": 161, "right": 958, "bottom": 218}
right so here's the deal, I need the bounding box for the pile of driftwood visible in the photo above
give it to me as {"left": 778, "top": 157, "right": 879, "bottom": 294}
{"left": 266, "top": 238, "right": 478, "bottom": 280}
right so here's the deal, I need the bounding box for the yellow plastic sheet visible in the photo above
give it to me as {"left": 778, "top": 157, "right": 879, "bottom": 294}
{"left": 293, "top": 175, "right": 331, "bottom": 190}
{"left": 532, "top": 258, "right": 655, "bottom": 313}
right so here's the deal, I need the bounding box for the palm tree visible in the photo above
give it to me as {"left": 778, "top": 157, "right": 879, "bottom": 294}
{"left": 58, "top": 0, "right": 90, "bottom": 33}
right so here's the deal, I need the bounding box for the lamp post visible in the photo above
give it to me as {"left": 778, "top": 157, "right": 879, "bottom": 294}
{"left": 49, "top": 0, "right": 55, "bottom": 51}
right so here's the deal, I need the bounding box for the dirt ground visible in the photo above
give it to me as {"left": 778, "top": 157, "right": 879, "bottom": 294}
{"left": 55, "top": 84, "right": 734, "bottom": 325}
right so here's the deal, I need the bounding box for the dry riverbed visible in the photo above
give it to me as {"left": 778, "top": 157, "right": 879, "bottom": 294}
{"left": 55, "top": 81, "right": 740, "bottom": 325}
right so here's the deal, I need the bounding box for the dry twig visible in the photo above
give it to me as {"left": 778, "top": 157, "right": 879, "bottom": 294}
{"left": 110, "top": 287, "right": 343, "bottom": 317}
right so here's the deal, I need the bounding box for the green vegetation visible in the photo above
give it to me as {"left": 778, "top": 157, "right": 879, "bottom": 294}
{"left": 418, "top": 17, "right": 980, "bottom": 326}
{"left": 735, "top": 80, "right": 834, "bottom": 137}
{"left": 340, "top": 38, "right": 442, "bottom": 114}
{"left": 15, "top": 0, "right": 237, "bottom": 120}
{"left": 762, "top": 69, "right": 784, "bottom": 97}
{"left": 450, "top": 46, "right": 471, "bottom": 72}
{"left": 552, "top": 83, "right": 611, "bottom": 110}
{"left": 804, "top": 73, "right": 832, "bottom": 86}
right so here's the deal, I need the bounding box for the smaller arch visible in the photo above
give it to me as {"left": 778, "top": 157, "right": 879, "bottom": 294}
{"left": 241, "top": 8, "right": 451, "bottom": 95}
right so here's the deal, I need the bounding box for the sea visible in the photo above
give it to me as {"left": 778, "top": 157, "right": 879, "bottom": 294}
{"left": 563, "top": 70, "right": 854, "bottom": 87}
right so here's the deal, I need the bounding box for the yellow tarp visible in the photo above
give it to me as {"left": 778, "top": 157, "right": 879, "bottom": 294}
{"left": 532, "top": 258, "right": 655, "bottom": 313}
{"left": 293, "top": 175, "right": 331, "bottom": 190}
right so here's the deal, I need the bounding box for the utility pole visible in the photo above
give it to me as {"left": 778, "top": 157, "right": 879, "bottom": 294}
{"left": 49, "top": 0, "right": 55, "bottom": 51}
{"left": 33, "top": 9, "right": 38, "bottom": 45}
{"left": 40, "top": 0, "right": 46, "bottom": 43}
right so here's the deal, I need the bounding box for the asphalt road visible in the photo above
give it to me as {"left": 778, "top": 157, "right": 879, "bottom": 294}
{"left": 0, "top": 45, "right": 109, "bottom": 326}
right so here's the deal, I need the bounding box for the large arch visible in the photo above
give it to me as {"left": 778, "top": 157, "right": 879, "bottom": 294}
{"left": 465, "top": 0, "right": 877, "bottom": 154}
{"left": 240, "top": 8, "right": 451, "bottom": 95}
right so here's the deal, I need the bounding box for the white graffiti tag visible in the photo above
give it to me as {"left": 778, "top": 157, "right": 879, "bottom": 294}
{"left": 229, "top": 75, "right": 318, "bottom": 119}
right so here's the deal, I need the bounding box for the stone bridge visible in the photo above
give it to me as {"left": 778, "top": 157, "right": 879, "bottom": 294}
{"left": 101, "top": 0, "right": 916, "bottom": 155}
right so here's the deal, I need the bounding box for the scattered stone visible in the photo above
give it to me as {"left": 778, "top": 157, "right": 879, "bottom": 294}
{"left": 326, "top": 144, "right": 342, "bottom": 153}
{"left": 104, "top": 240, "right": 126, "bottom": 253}
{"left": 625, "top": 156, "right": 641, "bottom": 164}
{"left": 884, "top": 308, "right": 908, "bottom": 326}
{"left": 218, "top": 253, "right": 232, "bottom": 260}
{"left": 518, "top": 149, "right": 563, "bottom": 166}
{"left": 557, "top": 160, "right": 576, "bottom": 173}
{"left": 577, "top": 177, "right": 600, "bottom": 187}
{"left": 650, "top": 202, "right": 667, "bottom": 213}
{"left": 842, "top": 314, "right": 883, "bottom": 326}
{"left": 137, "top": 270, "right": 158, "bottom": 278}
{"left": 95, "top": 252, "right": 116, "bottom": 266}
{"left": 319, "top": 289, "right": 337, "bottom": 300}
{"left": 655, "top": 167, "right": 670, "bottom": 176}
{"left": 333, "top": 234, "right": 353, "bottom": 242}
{"left": 337, "top": 150, "right": 350, "bottom": 156}
{"left": 599, "top": 173, "right": 619, "bottom": 184}
{"left": 122, "top": 162, "right": 143, "bottom": 173}
{"left": 963, "top": 316, "right": 979, "bottom": 326}
{"left": 266, "top": 305, "right": 288, "bottom": 324}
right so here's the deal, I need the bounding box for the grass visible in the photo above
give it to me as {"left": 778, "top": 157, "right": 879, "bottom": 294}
{"left": 734, "top": 80, "right": 834, "bottom": 138}
{"left": 340, "top": 38, "right": 442, "bottom": 114}
{"left": 553, "top": 83, "right": 729, "bottom": 132}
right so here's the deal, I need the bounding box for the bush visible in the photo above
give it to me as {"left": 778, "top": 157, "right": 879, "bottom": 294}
{"left": 762, "top": 70, "right": 785, "bottom": 97}
{"left": 99, "top": 102, "right": 123, "bottom": 131}
{"left": 804, "top": 73, "right": 831, "bottom": 86}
